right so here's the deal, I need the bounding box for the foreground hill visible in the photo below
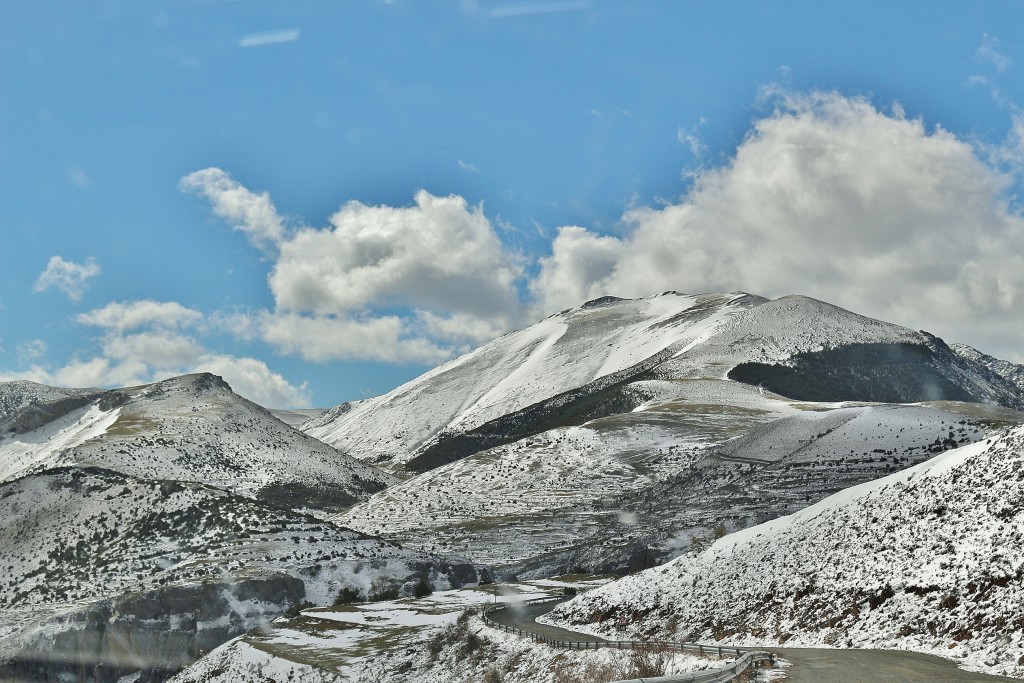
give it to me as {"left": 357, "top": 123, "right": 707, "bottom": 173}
{"left": 0, "top": 374, "right": 478, "bottom": 681}
{"left": 545, "top": 426, "right": 1024, "bottom": 679}
{"left": 0, "top": 466, "right": 476, "bottom": 682}
{"left": 305, "top": 292, "right": 1024, "bottom": 475}
{"left": 0, "top": 372, "right": 394, "bottom": 511}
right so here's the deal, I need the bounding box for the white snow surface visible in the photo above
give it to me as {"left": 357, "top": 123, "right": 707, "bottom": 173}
{"left": 0, "top": 373, "right": 394, "bottom": 505}
{"left": 545, "top": 427, "right": 1024, "bottom": 678}
{"left": 303, "top": 292, "right": 759, "bottom": 469}
{"left": 172, "top": 580, "right": 731, "bottom": 683}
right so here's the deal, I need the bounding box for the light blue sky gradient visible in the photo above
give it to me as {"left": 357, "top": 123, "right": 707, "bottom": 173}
{"left": 2, "top": 1, "right": 1022, "bottom": 407}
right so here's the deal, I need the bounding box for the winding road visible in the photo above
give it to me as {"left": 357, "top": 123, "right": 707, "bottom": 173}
{"left": 490, "top": 598, "right": 1020, "bottom": 683}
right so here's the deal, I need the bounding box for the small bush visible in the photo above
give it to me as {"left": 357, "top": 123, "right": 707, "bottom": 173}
{"left": 334, "top": 586, "right": 361, "bottom": 605}
{"left": 414, "top": 577, "right": 433, "bottom": 598}
{"left": 284, "top": 600, "right": 314, "bottom": 618}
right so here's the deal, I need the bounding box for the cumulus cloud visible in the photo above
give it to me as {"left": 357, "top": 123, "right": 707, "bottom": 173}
{"left": 259, "top": 312, "right": 451, "bottom": 365}
{"left": 76, "top": 300, "right": 202, "bottom": 331}
{"left": 532, "top": 90, "right": 1024, "bottom": 361}
{"left": 179, "top": 168, "right": 286, "bottom": 252}
{"left": 182, "top": 170, "right": 526, "bottom": 364}
{"left": 4, "top": 299, "right": 312, "bottom": 407}
{"left": 33, "top": 256, "right": 101, "bottom": 302}
{"left": 270, "top": 190, "right": 521, "bottom": 317}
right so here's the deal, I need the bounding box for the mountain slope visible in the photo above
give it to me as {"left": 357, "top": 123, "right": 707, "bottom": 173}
{"left": 305, "top": 293, "right": 1024, "bottom": 475}
{"left": 340, "top": 392, "right": 1000, "bottom": 577}
{"left": 546, "top": 427, "right": 1024, "bottom": 678}
{"left": 0, "top": 466, "right": 477, "bottom": 682}
{"left": 303, "top": 292, "right": 763, "bottom": 471}
{"left": 952, "top": 343, "right": 1024, "bottom": 395}
{"left": 0, "top": 373, "right": 394, "bottom": 511}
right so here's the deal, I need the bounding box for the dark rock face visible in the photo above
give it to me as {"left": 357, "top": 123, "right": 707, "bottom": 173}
{"left": 728, "top": 342, "right": 1024, "bottom": 410}
{"left": 1, "top": 574, "right": 304, "bottom": 683}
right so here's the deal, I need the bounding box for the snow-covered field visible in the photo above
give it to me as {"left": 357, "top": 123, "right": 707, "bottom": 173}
{"left": 171, "top": 579, "right": 744, "bottom": 683}
{"left": 545, "top": 427, "right": 1024, "bottom": 678}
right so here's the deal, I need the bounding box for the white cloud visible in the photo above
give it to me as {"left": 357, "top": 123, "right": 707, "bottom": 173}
{"left": 76, "top": 300, "right": 202, "bottom": 331}
{"left": 4, "top": 299, "right": 311, "bottom": 408}
{"left": 190, "top": 355, "right": 311, "bottom": 408}
{"left": 180, "top": 171, "right": 526, "bottom": 364}
{"left": 17, "top": 339, "right": 47, "bottom": 365}
{"left": 239, "top": 28, "right": 301, "bottom": 48}
{"left": 976, "top": 34, "right": 1012, "bottom": 73}
{"left": 33, "top": 256, "right": 101, "bottom": 302}
{"left": 458, "top": 159, "right": 481, "bottom": 173}
{"left": 248, "top": 190, "right": 524, "bottom": 363}
{"left": 179, "top": 168, "right": 286, "bottom": 252}
{"left": 532, "top": 91, "right": 1024, "bottom": 360}
{"left": 271, "top": 190, "right": 521, "bottom": 318}
{"left": 260, "top": 312, "right": 452, "bottom": 365}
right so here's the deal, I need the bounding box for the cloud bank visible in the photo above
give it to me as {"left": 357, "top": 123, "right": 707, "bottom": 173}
{"left": 534, "top": 91, "right": 1024, "bottom": 360}
{"left": 180, "top": 92, "right": 1024, "bottom": 369}
{"left": 6, "top": 299, "right": 311, "bottom": 408}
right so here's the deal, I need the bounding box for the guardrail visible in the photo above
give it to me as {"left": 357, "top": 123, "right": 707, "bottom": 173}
{"left": 482, "top": 597, "right": 773, "bottom": 683}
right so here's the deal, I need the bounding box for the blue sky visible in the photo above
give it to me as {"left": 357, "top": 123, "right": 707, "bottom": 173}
{"left": 2, "top": 1, "right": 1023, "bottom": 408}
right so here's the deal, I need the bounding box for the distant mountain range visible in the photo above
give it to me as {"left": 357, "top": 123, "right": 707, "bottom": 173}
{"left": 305, "top": 292, "right": 1024, "bottom": 475}
{"left": 3, "top": 290, "right": 1023, "bottom": 681}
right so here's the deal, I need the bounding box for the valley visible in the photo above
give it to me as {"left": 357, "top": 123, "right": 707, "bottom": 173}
{"left": 1, "top": 291, "right": 1022, "bottom": 682}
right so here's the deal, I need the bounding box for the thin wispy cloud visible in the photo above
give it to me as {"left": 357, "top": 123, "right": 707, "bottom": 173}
{"left": 239, "top": 28, "right": 301, "bottom": 48}
{"left": 458, "top": 159, "right": 481, "bottom": 173}
{"left": 976, "top": 34, "right": 1012, "bottom": 73}
{"left": 489, "top": 1, "right": 592, "bottom": 18}
{"left": 33, "top": 256, "right": 101, "bottom": 302}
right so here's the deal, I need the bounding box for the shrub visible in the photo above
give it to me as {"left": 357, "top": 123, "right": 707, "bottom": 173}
{"left": 334, "top": 586, "right": 361, "bottom": 605}
{"left": 414, "top": 577, "right": 433, "bottom": 598}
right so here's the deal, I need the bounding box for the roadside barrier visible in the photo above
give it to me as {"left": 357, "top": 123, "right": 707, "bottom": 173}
{"left": 481, "top": 596, "right": 773, "bottom": 683}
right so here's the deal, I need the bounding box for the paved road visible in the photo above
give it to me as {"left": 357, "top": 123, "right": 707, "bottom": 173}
{"left": 492, "top": 598, "right": 1020, "bottom": 682}
{"left": 488, "top": 599, "right": 607, "bottom": 643}
{"left": 770, "top": 648, "right": 1019, "bottom": 683}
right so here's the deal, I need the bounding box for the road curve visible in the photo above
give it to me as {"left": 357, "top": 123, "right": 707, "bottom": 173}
{"left": 493, "top": 598, "right": 1020, "bottom": 683}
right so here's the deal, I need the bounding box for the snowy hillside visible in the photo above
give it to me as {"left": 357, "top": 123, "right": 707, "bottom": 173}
{"left": 0, "top": 466, "right": 477, "bottom": 681}
{"left": 305, "top": 292, "right": 1024, "bottom": 474}
{"left": 0, "top": 373, "right": 394, "bottom": 511}
{"left": 953, "top": 343, "right": 1024, "bottom": 395}
{"left": 341, "top": 391, "right": 998, "bottom": 576}
{"left": 303, "top": 292, "right": 762, "bottom": 470}
{"left": 545, "top": 427, "right": 1024, "bottom": 678}
{"left": 0, "top": 380, "right": 95, "bottom": 421}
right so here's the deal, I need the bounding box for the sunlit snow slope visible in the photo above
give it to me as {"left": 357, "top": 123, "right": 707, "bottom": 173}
{"left": 547, "top": 427, "right": 1024, "bottom": 679}
{"left": 306, "top": 292, "right": 1024, "bottom": 474}
{"left": 0, "top": 373, "right": 394, "bottom": 510}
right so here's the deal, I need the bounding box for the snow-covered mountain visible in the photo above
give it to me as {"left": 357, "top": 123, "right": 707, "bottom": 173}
{"left": 303, "top": 292, "right": 764, "bottom": 471}
{"left": 305, "top": 292, "right": 1024, "bottom": 474}
{"left": 952, "top": 343, "right": 1024, "bottom": 395}
{"left": 0, "top": 466, "right": 477, "bottom": 682}
{"left": 0, "top": 372, "right": 394, "bottom": 511}
{"left": 545, "top": 426, "right": 1024, "bottom": 678}
{"left": 339, "top": 393, "right": 1003, "bottom": 577}
{"left": 0, "top": 373, "right": 480, "bottom": 682}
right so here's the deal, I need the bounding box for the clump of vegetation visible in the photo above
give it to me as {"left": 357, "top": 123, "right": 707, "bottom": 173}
{"left": 334, "top": 586, "right": 362, "bottom": 605}
{"left": 284, "top": 600, "right": 314, "bottom": 618}
{"left": 414, "top": 577, "right": 433, "bottom": 598}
